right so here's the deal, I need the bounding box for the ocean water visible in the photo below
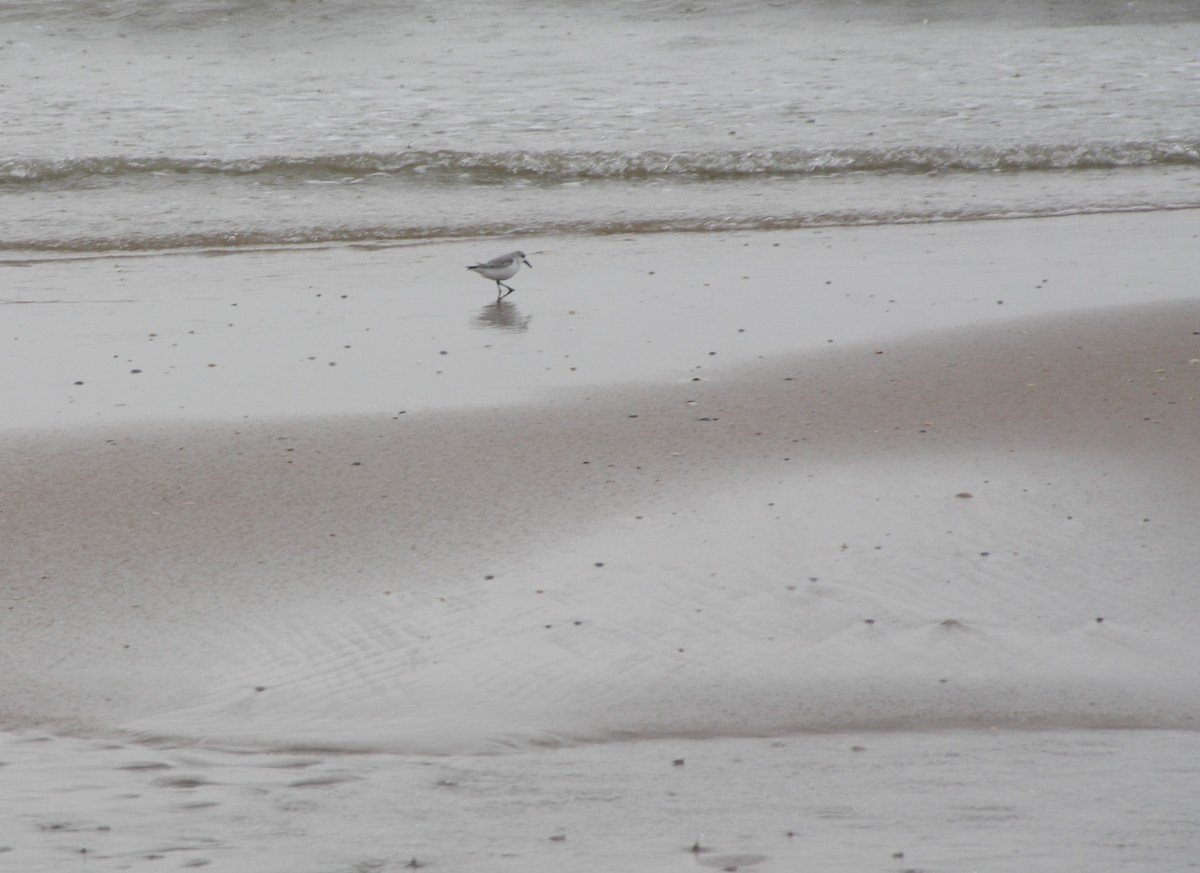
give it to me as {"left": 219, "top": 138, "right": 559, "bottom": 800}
{"left": 1, "top": 0, "right": 1198, "bottom": 253}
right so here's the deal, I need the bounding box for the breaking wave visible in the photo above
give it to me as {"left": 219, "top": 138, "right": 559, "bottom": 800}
{"left": 4, "top": 203, "right": 1196, "bottom": 256}
{"left": 4, "top": 140, "right": 1198, "bottom": 186}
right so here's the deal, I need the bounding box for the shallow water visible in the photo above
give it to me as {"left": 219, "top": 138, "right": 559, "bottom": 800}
{"left": 2, "top": 0, "right": 1198, "bottom": 251}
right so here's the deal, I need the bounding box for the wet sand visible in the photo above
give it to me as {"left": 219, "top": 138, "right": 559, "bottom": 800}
{"left": 4, "top": 728, "right": 1198, "bottom": 872}
{"left": 2, "top": 210, "right": 1199, "bottom": 869}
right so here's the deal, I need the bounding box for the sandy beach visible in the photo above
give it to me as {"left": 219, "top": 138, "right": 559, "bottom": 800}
{"left": 2, "top": 211, "right": 1199, "bottom": 870}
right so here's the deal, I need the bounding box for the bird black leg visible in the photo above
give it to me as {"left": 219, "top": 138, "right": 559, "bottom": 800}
{"left": 498, "top": 282, "right": 515, "bottom": 299}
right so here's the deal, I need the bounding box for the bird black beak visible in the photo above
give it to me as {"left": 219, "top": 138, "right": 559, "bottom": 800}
{"left": 523, "top": 260, "right": 532, "bottom": 269}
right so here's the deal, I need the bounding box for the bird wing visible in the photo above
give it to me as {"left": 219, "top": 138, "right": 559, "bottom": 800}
{"left": 471, "top": 253, "right": 515, "bottom": 270}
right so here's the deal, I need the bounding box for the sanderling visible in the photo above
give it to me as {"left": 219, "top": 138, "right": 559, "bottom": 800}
{"left": 467, "top": 251, "right": 532, "bottom": 300}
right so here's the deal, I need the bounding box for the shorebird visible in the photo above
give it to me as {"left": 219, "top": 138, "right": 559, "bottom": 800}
{"left": 467, "top": 251, "right": 532, "bottom": 300}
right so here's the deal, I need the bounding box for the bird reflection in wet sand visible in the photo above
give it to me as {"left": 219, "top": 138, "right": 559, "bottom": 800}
{"left": 472, "top": 299, "right": 532, "bottom": 333}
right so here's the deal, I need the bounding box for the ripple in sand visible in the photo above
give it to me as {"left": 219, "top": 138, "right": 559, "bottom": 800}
{"left": 152, "top": 776, "right": 214, "bottom": 789}
{"left": 287, "top": 774, "right": 361, "bottom": 788}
